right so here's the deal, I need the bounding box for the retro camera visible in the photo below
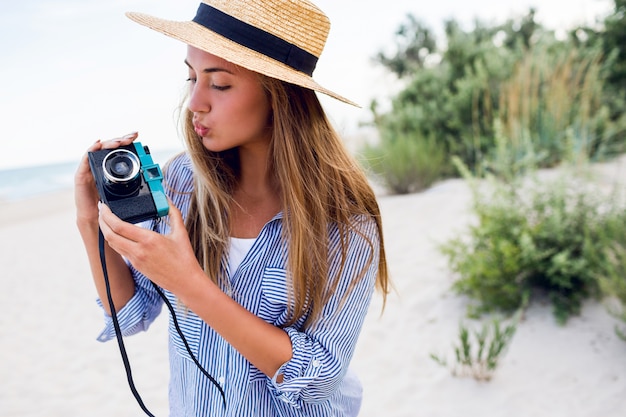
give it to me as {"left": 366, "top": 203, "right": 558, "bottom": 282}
{"left": 88, "top": 142, "right": 169, "bottom": 223}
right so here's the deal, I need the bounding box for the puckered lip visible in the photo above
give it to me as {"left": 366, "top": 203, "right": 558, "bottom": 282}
{"left": 193, "top": 121, "right": 210, "bottom": 137}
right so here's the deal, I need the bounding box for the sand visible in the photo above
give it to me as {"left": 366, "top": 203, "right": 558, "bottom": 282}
{"left": 1, "top": 157, "right": 625, "bottom": 416}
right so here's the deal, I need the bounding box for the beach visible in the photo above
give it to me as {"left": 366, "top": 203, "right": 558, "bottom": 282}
{"left": 1, "top": 157, "right": 626, "bottom": 416}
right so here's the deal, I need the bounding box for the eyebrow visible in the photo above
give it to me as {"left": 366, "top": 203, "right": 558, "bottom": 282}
{"left": 184, "top": 59, "right": 234, "bottom": 74}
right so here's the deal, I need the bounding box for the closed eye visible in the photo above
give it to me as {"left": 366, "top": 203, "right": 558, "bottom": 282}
{"left": 211, "top": 84, "right": 231, "bottom": 91}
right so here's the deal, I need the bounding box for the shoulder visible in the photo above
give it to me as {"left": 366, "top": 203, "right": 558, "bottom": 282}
{"left": 164, "top": 151, "right": 193, "bottom": 176}
{"left": 163, "top": 152, "right": 194, "bottom": 194}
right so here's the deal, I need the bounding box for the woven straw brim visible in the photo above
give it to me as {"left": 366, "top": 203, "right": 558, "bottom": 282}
{"left": 126, "top": 12, "right": 359, "bottom": 107}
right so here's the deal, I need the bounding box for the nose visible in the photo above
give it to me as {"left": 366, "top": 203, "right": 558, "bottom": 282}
{"left": 187, "top": 83, "right": 210, "bottom": 113}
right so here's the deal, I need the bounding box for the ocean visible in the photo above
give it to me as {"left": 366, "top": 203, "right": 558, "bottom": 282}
{"left": 0, "top": 148, "right": 182, "bottom": 202}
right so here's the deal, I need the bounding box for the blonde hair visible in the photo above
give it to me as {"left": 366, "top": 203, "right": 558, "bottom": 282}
{"left": 181, "top": 75, "right": 388, "bottom": 328}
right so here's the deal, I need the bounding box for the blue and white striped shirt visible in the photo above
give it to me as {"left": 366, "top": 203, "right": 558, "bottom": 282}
{"left": 97, "top": 153, "right": 380, "bottom": 416}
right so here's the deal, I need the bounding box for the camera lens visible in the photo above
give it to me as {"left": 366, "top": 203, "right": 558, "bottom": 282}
{"left": 111, "top": 159, "right": 132, "bottom": 178}
{"left": 102, "top": 149, "right": 141, "bottom": 197}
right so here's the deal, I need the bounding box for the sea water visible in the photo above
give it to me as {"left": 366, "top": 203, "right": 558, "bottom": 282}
{"left": 0, "top": 148, "right": 181, "bottom": 202}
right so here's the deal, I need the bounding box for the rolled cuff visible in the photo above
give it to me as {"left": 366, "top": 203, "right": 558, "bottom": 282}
{"left": 267, "top": 326, "right": 325, "bottom": 407}
{"left": 96, "top": 288, "right": 162, "bottom": 342}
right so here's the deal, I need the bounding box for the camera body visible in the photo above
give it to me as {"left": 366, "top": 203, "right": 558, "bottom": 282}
{"left": 88, "top": 142, "right": 169, "bottom": 223}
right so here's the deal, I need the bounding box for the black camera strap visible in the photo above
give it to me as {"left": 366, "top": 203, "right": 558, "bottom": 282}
{"left": 98, "top": 229, "right": 155, "bottom": 416}
{"left": 97, "top": 228, "right": 226, "bottom": 416}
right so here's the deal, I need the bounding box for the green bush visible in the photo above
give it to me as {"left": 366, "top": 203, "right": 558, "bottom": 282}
{"left": 360, "top": 130, "right": 447, "bottom": 194}
{"left": 595, "top": 207, "right": 626, "bottom": 339}
{"left": 369, "top": 9, "right": 625, "bottom": 196}
{"left": 440, "top": 150, "right": 625, "bottom": 324}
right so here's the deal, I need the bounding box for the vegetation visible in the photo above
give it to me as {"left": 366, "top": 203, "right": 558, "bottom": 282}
{"left": 361, "top": 130, "right": 446, "bottom": 194}
{"left": 430, "top": 314, "right": 519, "bottom": 381}
{"left": 595, "top": 206, "right": 626, "bottom": 339}
{"left": 439, "top": 146, "right": 626, "bottom": 324}
{"left": 361, "top": 2, "right": 626, "bottom": 193}
{"left": 363, "top": 0, "right": 626, "bottom": 336}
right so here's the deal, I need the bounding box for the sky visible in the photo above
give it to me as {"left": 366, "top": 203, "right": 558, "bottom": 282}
{"left": 0, "top": 0, "right": 613, "bottom": 170}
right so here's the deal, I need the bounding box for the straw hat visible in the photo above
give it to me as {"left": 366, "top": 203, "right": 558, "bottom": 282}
{"left": 126, "top": 0, "right": 358, "bottom": 106}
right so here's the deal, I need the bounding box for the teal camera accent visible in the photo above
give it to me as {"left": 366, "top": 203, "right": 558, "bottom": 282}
{"left": 134, "top": 142, "right": 170, "bottom": 218}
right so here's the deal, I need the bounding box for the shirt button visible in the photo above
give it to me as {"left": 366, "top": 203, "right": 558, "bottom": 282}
{"left": 218, "top": 376, "right": 225, "bottom": 385}
{"left": 312, "top": 359, "right": 321, "bottom": 368}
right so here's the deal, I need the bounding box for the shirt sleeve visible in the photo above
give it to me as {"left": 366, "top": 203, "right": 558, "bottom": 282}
{"left": 266, "top": 216, "right": 380, "bottom": 407}
{"left": 96, "top": 224, "right": 165, "bottom": 342}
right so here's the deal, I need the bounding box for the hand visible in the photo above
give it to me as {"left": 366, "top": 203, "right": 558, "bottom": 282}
{"left": 97, "top": 199, "right": 203, "bottom": 294}
{"left": 74, "top": 132, "right": 139, "bottom": 227}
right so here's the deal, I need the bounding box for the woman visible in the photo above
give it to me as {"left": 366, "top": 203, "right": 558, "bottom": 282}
{"left": 75, "top": 0, "right": 389, "bottom": 416}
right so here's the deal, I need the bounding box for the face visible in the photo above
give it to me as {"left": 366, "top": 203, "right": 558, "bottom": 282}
{"left": 185, "top": 46, "right": 272, "bottom": 153}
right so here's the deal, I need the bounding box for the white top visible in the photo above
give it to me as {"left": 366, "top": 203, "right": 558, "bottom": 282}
{"left": 228, "top": 237, "right": 257, "bottom": 274}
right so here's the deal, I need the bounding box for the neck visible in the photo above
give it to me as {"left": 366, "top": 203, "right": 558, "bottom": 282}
{"left": 236, "top": 144, "right": 276, "bottom": 199}
{"left": 229, "top": 144, "right": 281, "bottom": 238}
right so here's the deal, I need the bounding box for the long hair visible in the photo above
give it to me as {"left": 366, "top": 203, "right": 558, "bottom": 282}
{"left": 181, "top": 75, "right": 388, "bottom": 328}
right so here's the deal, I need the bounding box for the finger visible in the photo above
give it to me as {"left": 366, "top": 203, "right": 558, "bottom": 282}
{"left": 164, "top": 201, "right": 194, "bottom": 248}
{"left": 165, "top": 201, "right": 185, "bottom": 234}
{"left": 100, "top": 132, "right": 139, "bottom": 149}
{"left": 98, "top": 202, "right": 143, "bottom": 244}
{"left": 98, "top": 204, "right": 150, "bottom": 262}
{"left": 98, "top": 202, "right": 123, "bottom": 239}
{"left": 87, "top": 139, "right": 104, "bottom": 152}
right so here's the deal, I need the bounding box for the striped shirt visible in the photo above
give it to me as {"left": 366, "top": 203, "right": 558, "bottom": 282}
{"left": 96, "top": 153, "right": 380, "bottom": 416}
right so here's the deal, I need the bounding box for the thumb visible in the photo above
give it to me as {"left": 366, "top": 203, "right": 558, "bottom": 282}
{"left": 165, "top": 199, "right": 185, "bottom": 234}
{"left": 164, "top": 201, "right": 196, "bottom": 255}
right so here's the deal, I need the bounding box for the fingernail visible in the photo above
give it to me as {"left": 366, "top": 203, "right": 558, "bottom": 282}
{"left": 123, "top": 132, "right": 138, "bottom": 140}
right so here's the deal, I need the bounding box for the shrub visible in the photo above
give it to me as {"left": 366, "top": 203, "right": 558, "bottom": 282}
{"left": 370, "top": 10, "right": 626, "bottom": 189}
{"left": 440, "top": 143, "right": 624, "bottom": 323}
{"left": 360, "top": 130, "right": 447, "bottom": 194}
{"left": 595, "top": 207, "right": 626, "bottom": 339}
